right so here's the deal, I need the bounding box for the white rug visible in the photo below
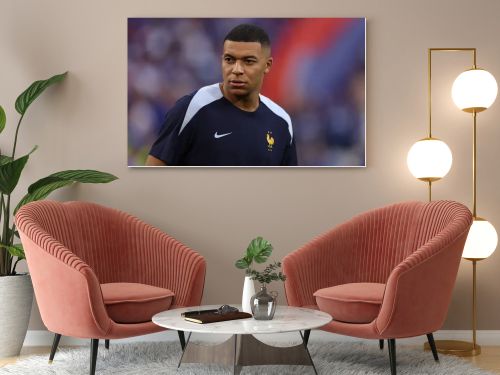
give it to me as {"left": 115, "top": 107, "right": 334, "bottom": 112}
{"left": 0, "top": 341, "right": 494, "bottom": 374}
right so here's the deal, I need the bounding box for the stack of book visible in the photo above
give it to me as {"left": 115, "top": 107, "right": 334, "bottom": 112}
{"left": 182, "top": 309, "right": 252, "bottom": 324}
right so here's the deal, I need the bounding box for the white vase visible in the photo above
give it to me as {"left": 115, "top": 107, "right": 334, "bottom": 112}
{"left": 241, "top": 276, "right": 255, "bottom": 313}
{"left": 0, "top": 274, "right": 34, "bottom": 358}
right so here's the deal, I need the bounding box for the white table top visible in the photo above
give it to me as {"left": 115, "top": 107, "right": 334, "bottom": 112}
{"left": 152, "top": 305, "right": 332, "bottom": 335}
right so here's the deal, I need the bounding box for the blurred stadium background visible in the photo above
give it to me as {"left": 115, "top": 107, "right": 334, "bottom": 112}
{"left": 128, "top": 18, "right": 365, "bottom": 166}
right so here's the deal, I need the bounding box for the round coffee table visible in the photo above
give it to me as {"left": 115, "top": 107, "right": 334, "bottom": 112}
{"left": 153, "top": 305, "right": 331, "bottom": 375}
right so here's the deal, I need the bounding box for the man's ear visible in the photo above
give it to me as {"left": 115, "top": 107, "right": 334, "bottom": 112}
{"left": 264, "top": 57, "right": 273, "bottom": 74}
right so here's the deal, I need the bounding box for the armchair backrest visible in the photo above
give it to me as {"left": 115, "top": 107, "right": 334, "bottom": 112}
{"left": 407, "top": 200, "right": 466, "bottom": 252}
{"left": 341, "top": 201, "right": 422, "bottom": 284}
{"left": 346, "top": 200, "right": 468, "bottom": 284}
{"left": 17, "top": 200, "right": 138, "bottom": 284}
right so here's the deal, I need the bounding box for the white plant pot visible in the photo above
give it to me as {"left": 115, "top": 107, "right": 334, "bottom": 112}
{"left": 0, "top": 274, "right": 33, "bottom": 358}
{"left": 241, "top": 276, "right": 255, "bottom": 313}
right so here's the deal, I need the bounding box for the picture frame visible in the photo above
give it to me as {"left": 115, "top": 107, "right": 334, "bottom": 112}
{"left": 128, "top": 17, "right": 366, "bottom": 167}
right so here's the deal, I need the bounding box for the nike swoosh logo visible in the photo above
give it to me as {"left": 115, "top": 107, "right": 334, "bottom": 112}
{"left": 214, "top": 132, "right": 232, "bottom": 139}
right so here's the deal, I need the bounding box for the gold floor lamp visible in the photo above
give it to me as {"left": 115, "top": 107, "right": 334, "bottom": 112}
{"left": 407, "top": 48, "right": 498, "bottom": 356}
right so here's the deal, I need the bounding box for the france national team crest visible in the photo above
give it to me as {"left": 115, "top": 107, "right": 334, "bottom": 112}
{"left": 266, "top": 131, "right": 274, "bottom": 152}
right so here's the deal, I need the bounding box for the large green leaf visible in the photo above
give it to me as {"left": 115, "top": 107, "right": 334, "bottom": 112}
{"left": 0, "top": 105, "right": 5, "bottom": 134}
{"left": 0, "top": 244, "right": 25, "bottom": 260}
{"left": 246, "top": 237, "right": 273, "bottom": 264}
{"left": 235, "top": 258, "right": 250, "bottom": 269}
{"left": 254, "top": 253, "right": 272, "bottom": 263}
{"left": 14, "top": 169, "right": 118, "bottom": 214}
{"left": 15, "top": 72, "right": 67, "bottom": 115}
{"left": 0, "top": 147, "right": 37, "bottom": 194}
{"left": 28, "top": 170, "right": 117, "bottom": 193}
{"left": 16, "top": 180, "right": 73, "bottom": 213}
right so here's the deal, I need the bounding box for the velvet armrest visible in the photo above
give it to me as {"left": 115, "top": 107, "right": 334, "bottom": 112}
{"left": 17, "top": 230, "right": 111, "bottom": 338}
{"left": 375, "top": 227, "right": 471, "bottom": 338}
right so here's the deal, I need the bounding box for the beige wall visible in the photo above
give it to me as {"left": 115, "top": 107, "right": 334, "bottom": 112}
{"left": 1, "top": 0, "right": 500, "bottom": 331}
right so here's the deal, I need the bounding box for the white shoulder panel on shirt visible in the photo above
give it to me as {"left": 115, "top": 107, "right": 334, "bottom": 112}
{"left": 179, "top": 83, "right": 223, "bottom": 134}
{"left": 259, "top": 94, "right": 293, "bottom": 144}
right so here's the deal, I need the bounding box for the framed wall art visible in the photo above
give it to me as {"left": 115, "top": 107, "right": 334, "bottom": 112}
{"left": 128, "top": 18, "right": 366, "bottom": 167}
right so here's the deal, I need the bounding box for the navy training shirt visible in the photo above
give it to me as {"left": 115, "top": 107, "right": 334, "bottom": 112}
{"left": 149, "top": 83, "right": 297, "bottom": 166}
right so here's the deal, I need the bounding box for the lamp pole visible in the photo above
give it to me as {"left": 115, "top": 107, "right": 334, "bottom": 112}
{"left": 420, "top": 49, "right": 477, "bottom": 202}
{"left": 423, "top": 48, "right": 483, "bottom": 357}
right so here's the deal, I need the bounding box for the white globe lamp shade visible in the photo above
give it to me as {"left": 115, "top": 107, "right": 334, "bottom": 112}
{"left": 462, "top": 218, "right": 498, "bottom": 259}
{"left": 452, "top": 69, "right": 498, "bottom": 113}
{"left": 407, "top": 138, "right": 453, "bottom": 181}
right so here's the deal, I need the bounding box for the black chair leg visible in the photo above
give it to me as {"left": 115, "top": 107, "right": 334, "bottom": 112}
{"left": 48, "top": 333, "right": 62, "bottom": 363}
{"left": 388, "top": 339, "right": 396, "bottom": 375}
{"left": 177, "top": 330, "right": 186, "bottom": 350}
{"left": 303, "top": 329, "right": 311, "bottom": 347}
{"left": 379, "top": 339, "right": 384, "bottom": 350}
{"left": 105, "top": 339, "right": 110, "bottom": 350}
{"left": 90, "top": 339, "right": 99, "bottom": 375}
{"left": 426, "top": 333, "right": 439, "bottom": 361}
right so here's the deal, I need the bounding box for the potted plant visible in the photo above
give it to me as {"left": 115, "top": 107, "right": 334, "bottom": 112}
{"left": 235, "top": 237, "right": 273, "bottom": 312}
{"left": 235, "top": 237, "right": 286, "bottom": 318}
{"left": 0, "top": 72, "right": 117, "bottom": 358}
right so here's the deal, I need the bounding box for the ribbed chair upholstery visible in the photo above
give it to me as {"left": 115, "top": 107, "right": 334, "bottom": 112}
{"left": 15, "top": 200, "right": 206, "bottom": 375}
{"left": 283, "top": 200, "right": 472, "bottom": 375}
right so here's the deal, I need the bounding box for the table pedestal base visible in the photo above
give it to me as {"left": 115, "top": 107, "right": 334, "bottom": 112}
{"left": 178, "top": 332, "right": 317, "bottom": 374}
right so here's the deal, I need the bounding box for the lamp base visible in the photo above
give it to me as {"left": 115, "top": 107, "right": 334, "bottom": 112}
{"left": 424, "top": 340, "right": 481, "bottom": 357}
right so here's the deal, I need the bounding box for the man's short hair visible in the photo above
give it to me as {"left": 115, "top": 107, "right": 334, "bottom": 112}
{"left": 224, "top": 24, "right": 271, "bottom": 48}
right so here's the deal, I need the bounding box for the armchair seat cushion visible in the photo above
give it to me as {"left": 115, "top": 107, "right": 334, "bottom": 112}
{"left": 314, "top": 283, "right": 385, "bottom": 324}
{"left": 102, "top": 283, "right": 174, "bottom": 324}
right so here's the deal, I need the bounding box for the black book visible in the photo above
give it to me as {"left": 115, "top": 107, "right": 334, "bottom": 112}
{"left": 183, "top": 311, "right": 252, "bottom": 324}
{"left": 181, "top": 309, "right": 219, "bottom": 318}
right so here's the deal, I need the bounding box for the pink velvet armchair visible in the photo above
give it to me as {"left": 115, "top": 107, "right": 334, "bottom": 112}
{"left": 15, "top": 200, "right": 206, "bottom": 375}
{"left": 283, "top": 200, "right": 472, "bottom": 375}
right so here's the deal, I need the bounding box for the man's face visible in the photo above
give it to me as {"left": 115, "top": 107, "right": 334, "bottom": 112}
{"left": 221, "top": 40, "right": 272, "bottom": 99}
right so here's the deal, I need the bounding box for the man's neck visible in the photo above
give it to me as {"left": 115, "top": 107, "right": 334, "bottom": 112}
{"left": 220, "top": 83, "right": 259, "bottom": 112}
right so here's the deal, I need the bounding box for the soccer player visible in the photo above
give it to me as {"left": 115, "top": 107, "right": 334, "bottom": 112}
{"left": 146, "top": 23, "right": 297, "bottom": 166}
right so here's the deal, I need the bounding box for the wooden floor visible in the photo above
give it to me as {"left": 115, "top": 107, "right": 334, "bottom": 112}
{"left": 464, "top": 346, "right": 500, "bottom": 374}
{"left": 1, "top": 345, "right": 500, "bottom": 372}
